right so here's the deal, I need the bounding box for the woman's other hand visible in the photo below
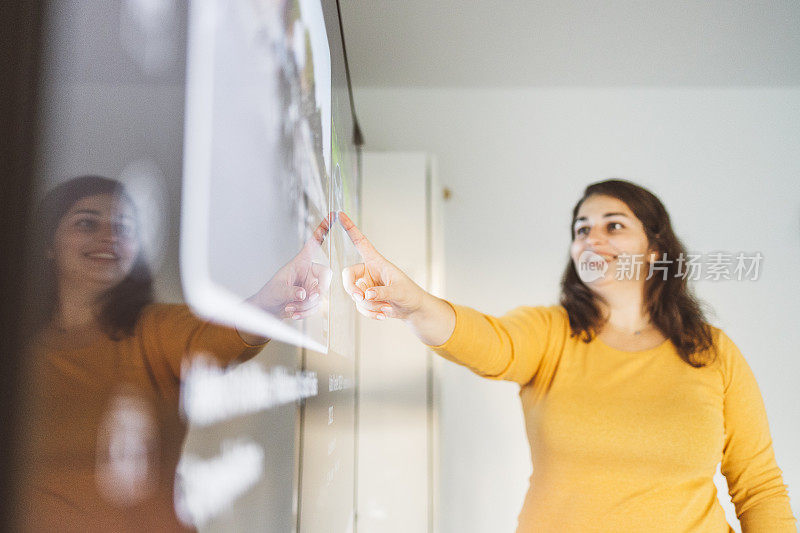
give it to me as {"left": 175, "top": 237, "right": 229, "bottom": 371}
{"left": 339, "top": 212, "right": 455, "bottom": 346}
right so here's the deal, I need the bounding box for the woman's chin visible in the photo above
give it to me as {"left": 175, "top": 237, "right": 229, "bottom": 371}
{"left": 79, "top": 271, "right": 128, "bottom": 291}
{"left": 583, "top": 273, "right": 621, "bottom": 290}
{"left": 84, "top": 262, "right": 134, "bottom": 284}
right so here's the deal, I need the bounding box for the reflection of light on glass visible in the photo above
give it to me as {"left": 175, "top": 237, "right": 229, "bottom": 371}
{"left": 291, "top": 20, "right": 306, "bottom": 72}
{"left": 120, "top": 0, "right": 181, "bottom": 75}
{"left": 325, "top": 459, "right": 341, "bottom": 487}
{"left": 175, "top": 439, "right": 264, "bottom": 528}
{"left": 180, "top": 356, "right": 318, "bottom": 426}
{"left": 365, "top": 499, "right": 388, "bottom": 521}
{"left": 328, "top": 373, "right": 352, "bottom": 392}
{"left": 119, "top": 158, "right": 169, "bottom": 272}
{"left": 297, "top": 0, "right": 331, "bottom": 176}
{"left": 96, "top": 390, "right": 158, "bottom": 507}
{"left": 182, "top": 0, "right": 330, "bottom": 352}
{"left": 332, "top": 163, "right": 343, "bottom": 211}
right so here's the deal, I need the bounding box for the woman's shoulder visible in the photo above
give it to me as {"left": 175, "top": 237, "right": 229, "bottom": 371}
{"left": 135, "top": 302, "right": 198, "bottom": 334}
{"left": 696, "top": 323, "right": 751, "bottom": 375}
{"left": 139, "top": 302, "right": 192, "bottom": 319}
{"left": 506, "top": 303, "right": 569, "bottom": 324}
{"left": 507, "top": 303, "right": 567, "bottom": 318}
{"left": 502, "top": 303, "right": 570, "bottom": 336}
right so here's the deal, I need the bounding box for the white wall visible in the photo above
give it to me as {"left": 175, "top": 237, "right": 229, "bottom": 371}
{"left": 358, "top": 153, "right": 432, "bottom": 532}
{"left": 353, "top": 87, "right": 800, "bottom": 533}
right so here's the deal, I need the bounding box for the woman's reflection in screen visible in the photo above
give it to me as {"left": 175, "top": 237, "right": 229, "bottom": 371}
{"left": 17, "top": 176, "right": 329, "bottom": 532}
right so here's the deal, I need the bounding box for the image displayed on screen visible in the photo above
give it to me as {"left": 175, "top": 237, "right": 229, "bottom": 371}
{"left": 179, "top": 1, "right": 361, "bottom": 530}
{"left": 181, "top": 0, "right": 333, "bottom": 353}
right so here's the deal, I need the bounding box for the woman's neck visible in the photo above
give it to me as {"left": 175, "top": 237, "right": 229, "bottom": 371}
{"left": 595, "top": 283, "right": 653, "bottom": 334}
{"left": 54, "top": 283, "right": 104, "bottom": 330}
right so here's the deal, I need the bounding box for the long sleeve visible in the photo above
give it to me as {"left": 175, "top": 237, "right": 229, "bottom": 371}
{"left": 426, "top": 302, "right": 565, "bottom": 386}
{"left": 718, "top": 330, "right": 797, "bottom": 532}
{"left": 139, "top": 303, "right": 268, "bottom": 382}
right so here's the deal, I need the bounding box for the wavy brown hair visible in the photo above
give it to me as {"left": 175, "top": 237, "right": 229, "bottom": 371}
{"left": 559, "top": 179, "right": 717, "bottom": 367}
{"left": 29, "top": 176, "right": 154, "bottom": 339}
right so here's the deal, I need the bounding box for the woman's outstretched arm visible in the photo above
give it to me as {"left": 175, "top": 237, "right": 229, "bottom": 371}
{"left": 339, "top": 212, "right": 562, "bottom": 386}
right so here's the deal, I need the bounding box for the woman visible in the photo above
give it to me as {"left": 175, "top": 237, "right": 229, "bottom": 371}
{"left": 340, "top": 179, "right": 796, "bottom": 532}
{"left": 18, "top": 176, "right": 326, "bottom": 531}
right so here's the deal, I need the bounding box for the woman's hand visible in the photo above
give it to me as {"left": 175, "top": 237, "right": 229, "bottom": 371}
{"left": 339, "top": 212, "right": 455, "bottom": 346}
{"left": 237, "top": 214, "right": 334, "bottom": 345}
{"left": 338, "top": 212, "right": 426, "bottom": 320}
{"left": 247, "top": 213, "right": 334, "bottom": 321}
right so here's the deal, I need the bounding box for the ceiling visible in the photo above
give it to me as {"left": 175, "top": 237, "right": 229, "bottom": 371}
{"left": 44, "top": 1, "right": 800, "bottom": 89}
{"left": 339, "top": 0, "right": 800, "bottom": 87}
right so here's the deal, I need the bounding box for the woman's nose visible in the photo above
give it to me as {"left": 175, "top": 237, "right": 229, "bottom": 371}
{"left": 98, "top": 222, "right": 118, "bottom": 242}
{"left": 585, "top": 227, "right": 605, "bottom": 245}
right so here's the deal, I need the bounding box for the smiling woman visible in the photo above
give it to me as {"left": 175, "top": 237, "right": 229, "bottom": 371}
{"left": 30, "top": 176, "right": 154, "bottom": 339}
{"left": 16, "top": 176, "right": 331, "bottom": 531}
{"left": 54, "top": 196, "right": 139, "bottom": 285}
{"left": 561, "top": 180, "right": 715, "bottom": 364}
{"left": 16, "top": 176, "right": 265, "bottom": 531}
{"left": 337, "top": 178, "right": 797, "bottom": 532}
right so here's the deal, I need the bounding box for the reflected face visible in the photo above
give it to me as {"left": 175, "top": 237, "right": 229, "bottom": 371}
{"left": 51, "top": 193, "right": 140, "bottom": 290}
{"left": 570, "top": 194, "right": 655, "bottom": 285}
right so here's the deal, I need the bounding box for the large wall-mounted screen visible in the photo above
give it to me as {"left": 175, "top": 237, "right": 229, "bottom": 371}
{"left": 180, "top": 0, "right": 361, "bottom": 531}
{"left": 19, "top": 1, "right": 361, "bottom": 531}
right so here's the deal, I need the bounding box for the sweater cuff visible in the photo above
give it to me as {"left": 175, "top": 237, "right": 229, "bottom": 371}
{"left": 424, "top": 301, "right": 489, "bottom": 363}
{"left": 424, "top": 299, "right": 460, "bottom": 349}
{"left": 234, "top": 326, "right": 271, "bottom": 348}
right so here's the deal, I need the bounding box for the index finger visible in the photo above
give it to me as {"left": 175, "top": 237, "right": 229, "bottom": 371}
{"left": 338, "top": 211, "right": 378, "bottom": 259}
{"left": 311, "top": 211, "right": 336, "bottom": 245}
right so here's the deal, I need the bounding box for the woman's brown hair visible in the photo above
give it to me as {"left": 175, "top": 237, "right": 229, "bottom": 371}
{"left": 559, "top": 179, "right": 717, "bottom": 367}
{"left": 29, "top": 176, "right": 154, "bottom": 339}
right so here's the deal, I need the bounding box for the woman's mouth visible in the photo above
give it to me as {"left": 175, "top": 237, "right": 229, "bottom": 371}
{"left": 585, "top": 251, "right": 618, "bottom": 261}
{"left": 85, "top": 252, "right": 118, "bottom": 261}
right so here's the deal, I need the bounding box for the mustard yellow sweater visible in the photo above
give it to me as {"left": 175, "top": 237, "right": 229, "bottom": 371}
{"left": 429, "top": 303, "right": 796, "bottom": 532}
{"left": 19, "top": 304, "right": 267, "bottom": 532}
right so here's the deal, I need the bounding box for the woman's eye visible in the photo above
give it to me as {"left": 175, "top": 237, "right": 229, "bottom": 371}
{"left": 575, "top": 222, "right": 623, "bottom": 237}
{"left": 114, "top": 223, "right": 134, "bottom": 238}
{"left": 76, "top": 218, "right": 98, "bottom": 230}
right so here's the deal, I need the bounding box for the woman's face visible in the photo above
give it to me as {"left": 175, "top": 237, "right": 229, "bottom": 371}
{"left": 570, "top": 194, "right": 656, "bottom": 286}
{"left": 51, "top": 193, "right": 140, "bottom": 291}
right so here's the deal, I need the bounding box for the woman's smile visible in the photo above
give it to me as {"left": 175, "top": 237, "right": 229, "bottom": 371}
{"left": 84, "top": 249, "right": 120, "bottom": 262}
{"left": 52, "top": 193, "right": 140, "bottom": 290}
{"left": 571, "top": 195, "right": 656, "bottom": 284}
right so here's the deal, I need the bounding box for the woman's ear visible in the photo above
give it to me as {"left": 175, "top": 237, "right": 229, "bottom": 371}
{"left": 645, "top": 246, "right": 661, "bottom": 264}
{"left": 647, "top": 234, "right": 661, "bottom": 262}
